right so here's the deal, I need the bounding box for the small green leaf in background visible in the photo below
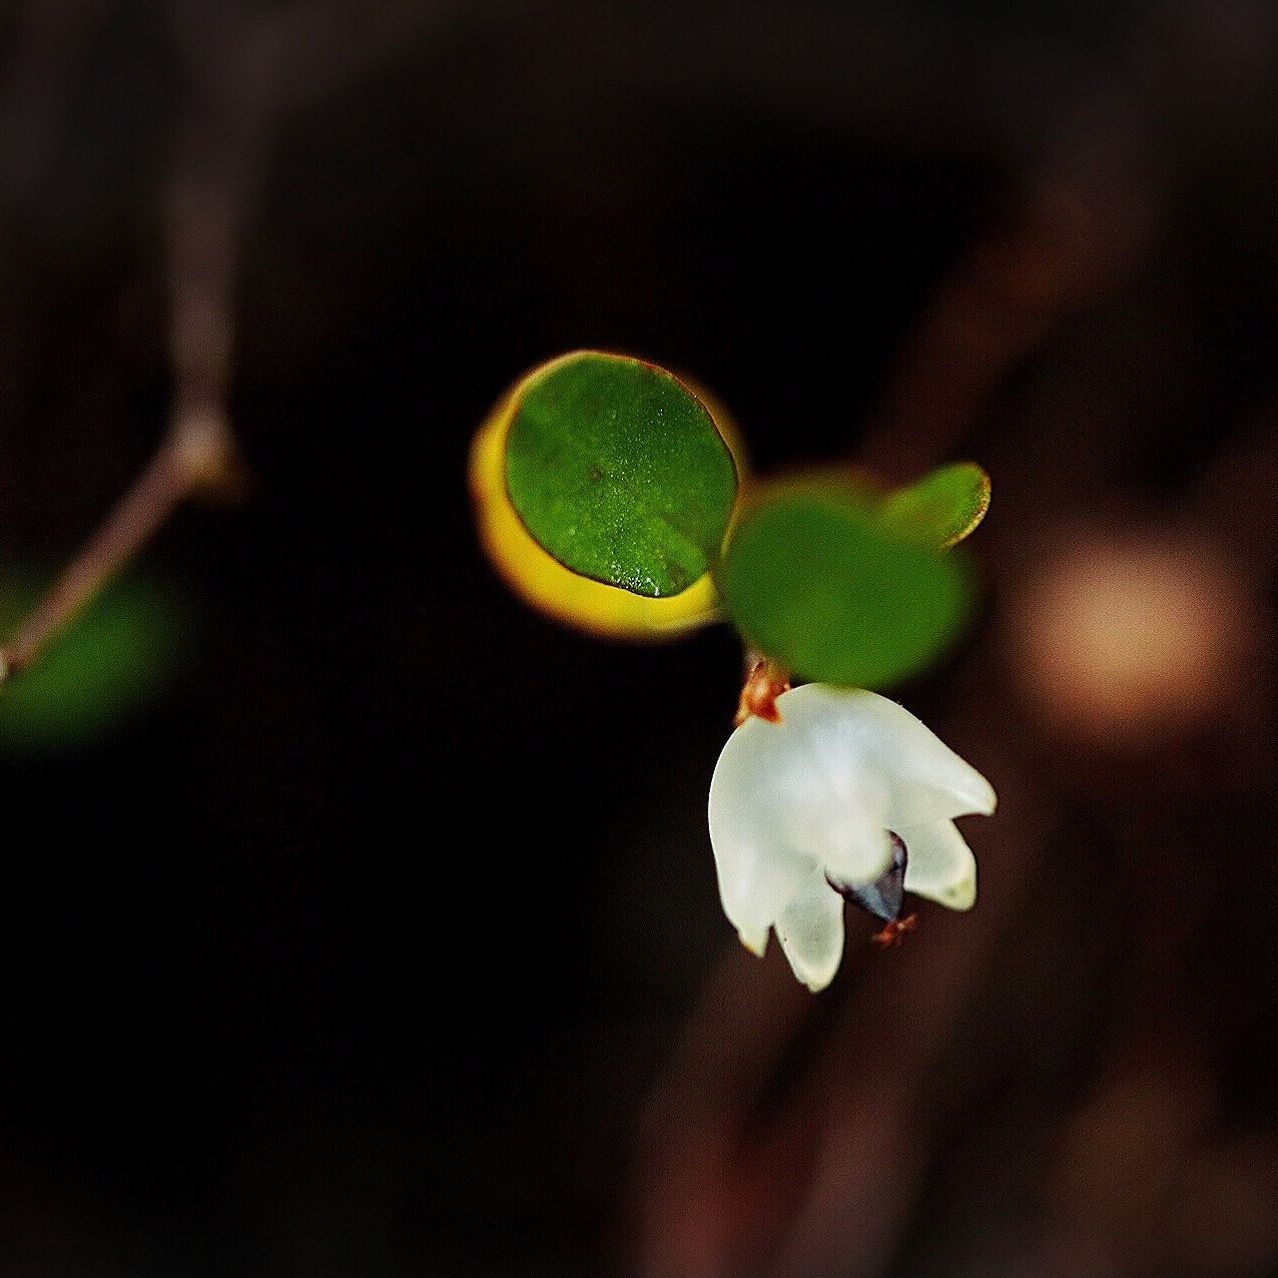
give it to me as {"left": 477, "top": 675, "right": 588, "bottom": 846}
{"left": 717, "top": 486, "right": 971, "bottom": 688}
{"left": 876, "top": 462, "right": 991, "bottom": 550}
{"left": 0, "top": 570, "right": 182, "bottom": 754}
{"left": 504, "top": 351, "right": 738, "bottom": 597}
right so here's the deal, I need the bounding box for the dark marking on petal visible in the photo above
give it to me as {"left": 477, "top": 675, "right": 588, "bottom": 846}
{"left": 826, "top": 832, "right": 908, "bottom": 922}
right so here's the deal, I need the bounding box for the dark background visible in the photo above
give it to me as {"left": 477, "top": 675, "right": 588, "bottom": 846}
{"left": 3, "top": 2, "right": 1278, "bottom": 1275}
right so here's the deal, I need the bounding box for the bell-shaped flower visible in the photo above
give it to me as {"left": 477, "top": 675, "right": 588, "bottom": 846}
{"left": 708, "top": 683, "right": 995, "bottom": 991}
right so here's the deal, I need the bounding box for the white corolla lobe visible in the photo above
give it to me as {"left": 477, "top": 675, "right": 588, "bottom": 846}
{"left": 708, "top": 683, "right": 995, "bottom": 992}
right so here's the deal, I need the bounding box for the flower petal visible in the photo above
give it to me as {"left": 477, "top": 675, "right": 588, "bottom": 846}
{"left": 899, "top": 819, "right": 977, "bottom": 910}
{"left": 718, "top": 687, "right": 895, "bottom": 883}
{"left": 775, "top": 869, "right": 846, "bottom": 992}
{"left": 709, "top": 828, "right": 812, "bottom": 957}
{"left": 709, "top": 682, "right": 992, "bottom": 985}
{"left": 774, "top": 685, "right": 995, "bottom": 824}
{"left": 710, "top": 690, "right": 889, "bottom": 920}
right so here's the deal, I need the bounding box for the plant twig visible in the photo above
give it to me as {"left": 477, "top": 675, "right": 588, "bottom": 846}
{"left": 0, "top": 0, "right": 251, "bottom": 687}
{"left": 1, "top": 0, "right": 471, "bottom": 688}
{"left": 0, "top": 412, "right": 232, "bottom": 679}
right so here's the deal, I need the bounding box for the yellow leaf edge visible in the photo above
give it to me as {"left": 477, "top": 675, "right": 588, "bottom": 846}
{"left": 934, "top": 461, "right": 991, "bottom": 549}
{"left": 468, "top": 350, "right": 748, "bottom": 640}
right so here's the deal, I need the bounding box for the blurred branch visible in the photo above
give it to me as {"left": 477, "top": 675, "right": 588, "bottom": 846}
{"left": 1187, "top": 393, "right": 1278, "bottom": 571}
{"left": 247, "top": 0, "right": 484, "bottom": 118}
{"left": 0, "top": 0, "right": 108, "bottom": 203}
{"left": 0, "top": 434, "right": 220, "bottom": 677}
{"left": 0, "top": 0, "right": 254, "bottom": 681}
{"left": 0, "top": 0, "right": 486, "bottom": 684}
{"left": 858, "top": 85, "right": 1164, "bottom": 483}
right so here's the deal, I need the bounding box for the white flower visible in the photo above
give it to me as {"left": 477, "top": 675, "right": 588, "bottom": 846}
{"left": 708, "top": 683, "right": 996, "bottom": 992}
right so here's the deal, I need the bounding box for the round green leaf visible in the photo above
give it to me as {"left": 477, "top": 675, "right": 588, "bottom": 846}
{"left": 504, "top": 352, "right": 738, "bottom": 598}
{"left": 718, "top": 488, "right": 971, "bottom": 688}
{"left": 0, "top": 570, "right": 182, "bottom": 753}
{"left": 876, "top": 462, "right": 991, "bottom": 550}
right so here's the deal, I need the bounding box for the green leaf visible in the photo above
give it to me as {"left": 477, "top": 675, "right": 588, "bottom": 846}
{"left": 0, "top": 570, "right": 182, "bottom": 754}
{"left": 718, "top": 486, "right": 971, "bottom": 688}
{"left": 504, "top": 352, "right": 738, "bottom": 597}
{"left": 876, "top": 462, "right": 991, "bottom": 550}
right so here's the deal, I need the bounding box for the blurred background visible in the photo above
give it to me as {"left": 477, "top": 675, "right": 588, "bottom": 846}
{"left": 3, "top": 1, "right": 1278, "bottom": 1274}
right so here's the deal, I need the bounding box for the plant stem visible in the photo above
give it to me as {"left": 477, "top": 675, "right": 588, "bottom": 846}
{"left": 0, "top": 410, "right": 232, "bottom": 681}
{"left": 735, "top": 650, "right": 791, "bottom": 725}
